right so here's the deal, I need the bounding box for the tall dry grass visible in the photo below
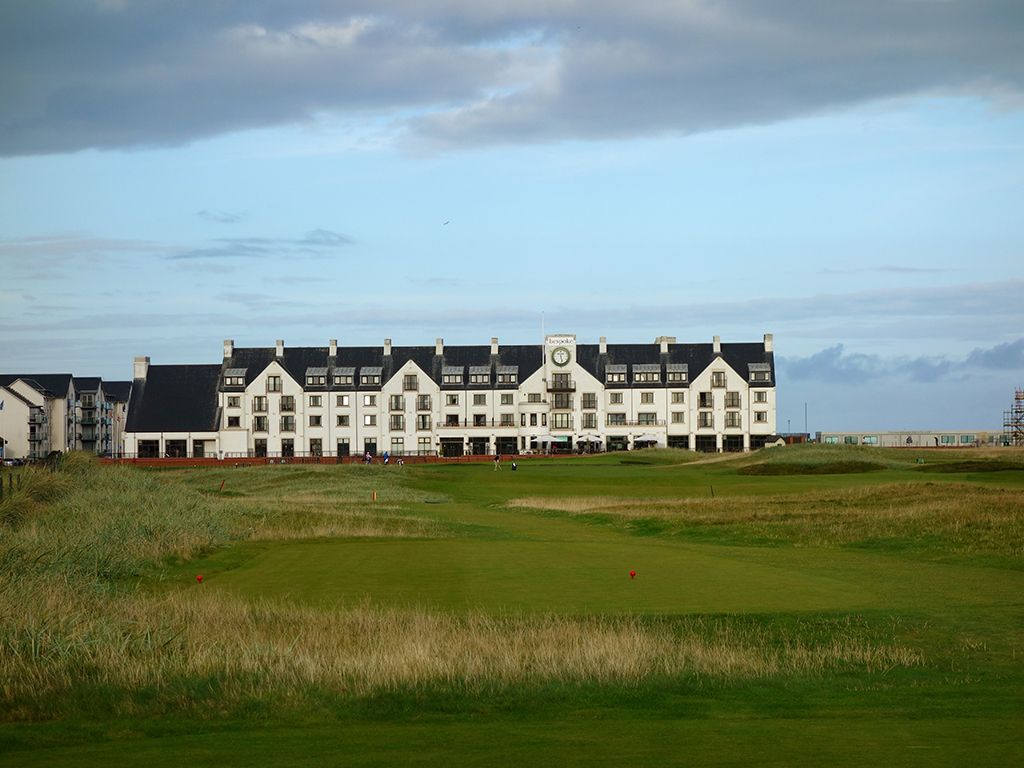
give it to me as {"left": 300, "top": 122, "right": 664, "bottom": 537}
{"left": 1, "top": 576, "right": 923, "bottom": 718}
{"left": 508, "top": 483, "right": 1024, "bottom": 559}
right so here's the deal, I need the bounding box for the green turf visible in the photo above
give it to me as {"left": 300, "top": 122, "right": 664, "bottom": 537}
{"left": 4, "top": 447, "right": 1023, "bottom": 766}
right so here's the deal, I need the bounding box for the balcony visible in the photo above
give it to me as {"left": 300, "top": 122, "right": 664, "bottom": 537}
{"left": 437, "top": 419, "right": 519, "bottom": 429}
{"left": 604, "top": 419, "right": 667, "bottom": 427}
{"left": 30, "top": 412, "right": 46, "bottom": 424}
{"left": 546, "top": 379, "right": 576, "bottom": 392}
{"left": 80, "top": 416, "right": 97, "bottom": 426}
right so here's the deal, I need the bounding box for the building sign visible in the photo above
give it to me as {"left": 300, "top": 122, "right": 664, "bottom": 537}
{"left": 545, "top": 335, "right": 576, "bottom": 347}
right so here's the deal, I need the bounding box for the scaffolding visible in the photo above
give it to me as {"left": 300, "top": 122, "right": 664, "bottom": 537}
{"left": 1004, "top": 388, "right": 1024, "bottom": 447}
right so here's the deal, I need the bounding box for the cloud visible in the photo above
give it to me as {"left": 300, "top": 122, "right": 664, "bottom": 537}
{"left": 197, "top": 209, "right": 246, "bottom": 224}
{"left": 780, "top": 337, "right": 1024, "bottom": 385}
{"left": 169, "top": 229, "right": 355, "bottom": 260}
{"left": 1, "top": 2, "right": 1021, "bottom": 155}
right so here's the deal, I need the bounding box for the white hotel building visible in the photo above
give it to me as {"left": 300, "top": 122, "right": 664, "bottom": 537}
{"left": 123, "top": 334, "right": 777, "bottom": 458}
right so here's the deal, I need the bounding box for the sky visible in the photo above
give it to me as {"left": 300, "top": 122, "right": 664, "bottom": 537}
{"left": 1, "top": 1, "right": 1022, "bottom": 432}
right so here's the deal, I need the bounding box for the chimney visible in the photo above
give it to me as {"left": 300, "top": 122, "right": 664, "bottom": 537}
{"left": 275, "top": 339, "right": 284, "bottom": 357}
{"left": 435, "top": 337, "right": 444, "bottom": 355}
{"left": 329, "top": 339, "right": 338, "bottom": 357}
{"left": 656, "top": 335, "right": 676, "bottom": 354}
{"left": 713, "top": 335, "right": 721, "bottom": 354}
{"left": 223, "top": 339, "right": 234, "bottom": 359}
{"left": 384, "top": 338, "right": 392, "bottom": 356}
{"left": 599, "top": 336, "right": 607, "bottom": 354}
{"left": 133, "top": 356, "right": 150, "bottom": 380}
{"left": 764, "top": 333, "right": 774, "bottom": 353}
{"left": 491, "top": 336, "right": 499, "bottom": 355}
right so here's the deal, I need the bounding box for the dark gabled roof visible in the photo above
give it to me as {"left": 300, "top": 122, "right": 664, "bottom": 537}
{"left": 0, "top": 384, "right": 36, "bottom": 408}
{"left": 0, "top": 373, "right": 74, "bottom": 397}
{"left": 221, "top": 344, "right": 546, "bottom": 390}
{"left": 125, "top": 365, "right": 221, "bottom": 432}
{"left": 103, "top": 381, "right": 132, "bottom": 402}
{"left": 575, "top": 342, "right": 775, "bottom": 385}
{"left": 73, "top": 376, "right": 102, "bottom": 393}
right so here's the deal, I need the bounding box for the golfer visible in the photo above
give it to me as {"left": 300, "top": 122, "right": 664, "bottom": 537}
{"left": 493, "top": 454, "right": 502, "bottom": 471}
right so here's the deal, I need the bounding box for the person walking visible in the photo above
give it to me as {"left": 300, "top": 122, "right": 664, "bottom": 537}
{"left": 493, "top": 454, "right": 502, "bottom": 471}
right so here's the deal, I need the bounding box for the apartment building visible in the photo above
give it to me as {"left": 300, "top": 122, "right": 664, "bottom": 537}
{"left": 123, "top": 333, "right": 777, "bottom": 457}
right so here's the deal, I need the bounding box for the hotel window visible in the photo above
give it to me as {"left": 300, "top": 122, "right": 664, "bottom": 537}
{"left": 725, "top": 392, "right": 740, "bottom": 408}
{"left": 711, "top": 371, "right": 726, "bottom": 388}
{"left": 541, "top": 414, "right": 547, "bottom": 426}
{"left": 334, "top": 374, "right": 353, "bottom": 386}
{"left": 500, "top": 393, "right": 514, "bottom": 406}
{"left": 227, "top": 416, "right": 241, "bottom": 428}
{"left": 363, "top": 414, "right": 377, "bottom": 427}
{"left": 607, "top": 413, "right": 626, "bottom": 426}
{"left": 417, "top": 394, "right": 432, "bottom": 410}
{"left": 863, "top": 435, "right": 878, "bottom": 445}
{"left": 470, "top": 369, "right": 490, "bottom": 385}
{"left": 530, "top": 414, "right": 538, "bottom": 426}
{"left": 310, "top": 439, "right": 322, "bottom": 456}
{"left": 253, "top": 396, "right": 267, "bottom": 412}
{"left": 306, "top": 374, "right": 326, "bottom": 386}
{"left": 418, "top": 437, "right": 431, "bottom": 454}
{"left": 361, "top": 374, "right": 381, "bottom": 386}
{"left": 497, "top": 366, "right": 518, "bottom": 384}
{"left": 754, "top": 411, "right": 768, "bottom": 423}
{"left": 391, "top": 437, "right": 405, "bottom": 455}
{"left": 266, "top": 375, "right": 282, "bottom": 392}
{"left": 844, "top": 436, "right": 858, "bottom": 445}
{"left": 363, "top": 394, "right": 377, "bottom": 407}
{"left": 473, "top": 394, "right": 487, "bottom": 406}
{"left": 280, "top": 395, "right": 295, "bottom": 412}
{"left": 749, "top": 369, "right": 770, "bottom": 382}
{"left": 446, "top": 394, "right": 460, "bottom": 406}
{"left": 336, "top": 394, "right": 350, "bottom": 407}
{"left": 417, "top": 414, "right": 432, "bottom": 430}
{"left": 390, "top": 414, "right": 405, "bottom": 431}
{"left": 473, "top": 414, "right": 487, "bottom": 427}
{"left": 552, "top": 413, "right": 572, "bottom": 430}
{"left": 445, "top": 414, "right": 460, "bottom": 426}
{"left": 671, "top": 412, "right": 685, "bottom": 424}
{"left": 940, "top": 434, "right": 956, "bottom": 445}
{"left": 637, "top": 413, "right": 656, "bottom": 426}
{"left": 443, "top": 373, "right": 463, "bottom": 385}
{"left": 666, "top": 369, "right": 688, "bottom": 383}
{"left": 960, "top": 434, "right": 975, "bottom": 444}
{"left": 671, "top": 391, "right": 685, "bottom": 404}
{"left": 753, "top": 390, "right": 767, "bottom": 404}
{"left": 309, "top": 395, "right": 322, "bottom": 408}
{"left": 725, "top": 412, "right": 742, "bottom": 428}
{"left": 253, "top": 416, "right": 268, "bottom": 432}
{"left": 403, "top": 374, "right": 418, "bottom": 391}
{"left": 824, "top": 435, "right": 839, "bottom": 444}
{"left": 500, "top": 413, "right": 515, "bottom": 426}
{"left": 606, "top": 372, "right": 626, "bottom": 384}
{"left": 389, "top": 395, "right": 405, "bottom": 411}
{"left": 227, "top": 396, "right": 241, "bottom": 408}
{"left": 281, "top": 439, "right": 294, "bottom": 457}
{"left": 698, "top": 391, "right": 713, "bottom": 408}
{"left": 280, "top": 415, "right": 295, "bottom": 432}
{"left": 582, "top": 413, "right": 597, "bottom": 429}
{"left": 527, "top": 393, "right": 542, "bottom": 403}
{"left": 609, "top": 392, "right": 624, "bottom": 405}
{"left": 553, "top": 393, "right": 573, "bottom": 409}
{"left": 640, "top": 392, "right": 654, "bottom": 404}
{"left": 633, "top": 369, "right": 660, "bottom": 383}
{"left": 698, "top": 412, "right": 713, "bottom": 428}
{"left": 521, "top": 414, "right": 527, "bottom": 426}
{"left": 337, "top": 415, "right": 350, "bottom": 427}
{"left": 581, "top": 393, "right": 597, "bottom": 409}
{"left": 337, "top": 438, "right": 350, "bottom": 456}
{"left": 309, "top": 414, "right": 323, "bottom": 427}
{"left": 225, "top": 376, "right": 245, "bottom": 387}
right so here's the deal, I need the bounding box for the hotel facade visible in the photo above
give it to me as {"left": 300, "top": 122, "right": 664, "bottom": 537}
{"left": 123, "top": 333, "right": 777, "bottom": 458}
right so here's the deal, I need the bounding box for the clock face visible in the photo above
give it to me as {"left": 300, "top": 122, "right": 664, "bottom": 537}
{"left": 551, "top": 347, "right": 571, "bottom": 366}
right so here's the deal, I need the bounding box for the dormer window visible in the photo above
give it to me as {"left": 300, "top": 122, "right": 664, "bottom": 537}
{"left": 360, "top": 367, "right": 382, "bottom": 386}
{"left": 305, "top": 367, "right": 327, "bottom": 386}
{"left": 469, "top": 366, "right": 490, "bottom": 385}
{"left": 667, "top": 363, "right": 688, "bottom": 383}
{"left": 334, "top": 367, "right": 354, "bottom": 386}
{"left": 223, "top": 367, "right": 247, "bottom": 387}
{"left": 497, "top": 365, "right": 518, "bottom": 385}
{"left": 442, "top": 365, "right": 463, "bottom": 385}
{"left": 633, "top": 364, "right": 660, "bottom": 383}
{"left": 605, "top": 364, "right": 626, "bottom": 384}
{"left": 748, "top": 363, "right": 771, "bottom": 383}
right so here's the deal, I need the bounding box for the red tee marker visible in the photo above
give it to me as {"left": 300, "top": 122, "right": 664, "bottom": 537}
{"left": 196, "top": 574, "right": 204, "bottom": 583}
{"left": 629, "top": 570, "right": 636, "bottom": 580}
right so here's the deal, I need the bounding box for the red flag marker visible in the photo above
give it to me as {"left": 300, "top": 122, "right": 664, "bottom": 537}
{"left": 629, "top": 570, "right": 636, "bottom": 580}
{"left": 196, "top": 574, "right": 204, "bottom": 583}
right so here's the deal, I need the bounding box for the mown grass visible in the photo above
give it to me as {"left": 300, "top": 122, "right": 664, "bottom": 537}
{"left": 1, "top": 450, "right": 1022, "bottom": 767}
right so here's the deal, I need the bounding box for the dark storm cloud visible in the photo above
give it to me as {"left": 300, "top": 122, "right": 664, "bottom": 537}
{"left": 1, "top": 1, "right": 1021, "bottom": 155}
{"left": 780, "top": 337, "right": 1024, "bottom": 385}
